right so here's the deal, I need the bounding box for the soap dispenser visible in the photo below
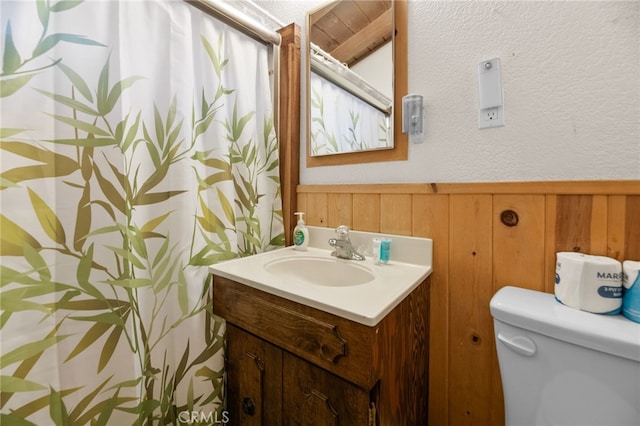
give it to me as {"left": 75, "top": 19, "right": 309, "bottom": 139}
{"left": 293, "top": 212, "right": 309, "bottom": 251}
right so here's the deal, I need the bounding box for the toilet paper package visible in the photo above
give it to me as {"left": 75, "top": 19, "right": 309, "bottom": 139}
{"left": 554, "top": 252, "right": 622, "bottom": 314}
{"left": 622, "top": 260, "right": 640, "bottom": 324}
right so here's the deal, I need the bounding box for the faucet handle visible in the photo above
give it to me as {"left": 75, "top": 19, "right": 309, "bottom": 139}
{"left": 335, "top": 225, "right": 349, "bottom": 239}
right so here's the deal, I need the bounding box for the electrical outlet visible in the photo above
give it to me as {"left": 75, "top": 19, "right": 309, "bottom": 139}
{"left": 485, "top": 108, "right": 498, "bottom": 121}
{"left": 479, "top": 106, "right": 504, "bottom": 129}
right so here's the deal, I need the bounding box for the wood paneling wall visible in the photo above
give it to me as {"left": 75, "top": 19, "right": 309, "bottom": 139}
{"left": 296, "top": 181, "right": 640, "bottom": 426}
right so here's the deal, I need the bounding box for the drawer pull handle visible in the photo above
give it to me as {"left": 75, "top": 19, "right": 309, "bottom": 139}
{"left": 242, "top": 397, "right": 256, "bottom": 416}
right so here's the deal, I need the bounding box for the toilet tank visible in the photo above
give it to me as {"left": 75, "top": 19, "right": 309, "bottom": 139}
{"left": 490, "top": 286, "right": 640, "bottom": 426}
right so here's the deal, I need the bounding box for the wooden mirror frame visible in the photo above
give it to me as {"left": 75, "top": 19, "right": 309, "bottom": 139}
{"left": 306, "top": 0, "right": 408, "bottom": 167}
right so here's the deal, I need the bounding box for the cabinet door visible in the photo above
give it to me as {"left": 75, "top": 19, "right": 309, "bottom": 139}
{"left": 283, "top": 352, "right": 370, "bottom": 426}
{"left": 226, "top": 324, "right": 282, "bottom": 426}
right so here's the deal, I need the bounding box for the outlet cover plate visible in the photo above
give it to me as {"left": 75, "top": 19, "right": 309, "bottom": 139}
{"left": 477, "top": 58, "right": 504, "bottom": 129}
{"left": 479, "top": 106, "right": 504, "bottom": 129}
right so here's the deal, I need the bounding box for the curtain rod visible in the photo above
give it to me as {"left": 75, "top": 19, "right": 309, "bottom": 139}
{"left": 185, "top": 0, "right": 282, "bottom": 46}
{"left": 310, "top": 44, "right": 392, "bottom": 114}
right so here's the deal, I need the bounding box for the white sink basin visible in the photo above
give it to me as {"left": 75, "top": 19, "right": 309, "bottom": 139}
{"left": 209, "top": 226, "right": 432, "bottom": 326}
{"left": 264, "top": 256, "right": 375, "bottom": 287}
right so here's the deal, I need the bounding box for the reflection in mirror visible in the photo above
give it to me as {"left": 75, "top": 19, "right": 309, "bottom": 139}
{"left": 307, "top": 0, "right": 394, "bottom": 157}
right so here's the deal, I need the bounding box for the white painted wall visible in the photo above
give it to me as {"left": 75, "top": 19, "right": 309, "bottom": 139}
{"left": 257, "top": 0, "right": 640, "bottom": 184}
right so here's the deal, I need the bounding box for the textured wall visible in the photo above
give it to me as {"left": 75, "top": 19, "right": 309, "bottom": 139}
{"left": 258, "top": 0, "right": 640, "bottom": 184}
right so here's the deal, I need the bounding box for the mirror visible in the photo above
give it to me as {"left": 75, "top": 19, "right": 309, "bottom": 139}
{"left": 306, "top": 0, "right": 407, "bottom": 167}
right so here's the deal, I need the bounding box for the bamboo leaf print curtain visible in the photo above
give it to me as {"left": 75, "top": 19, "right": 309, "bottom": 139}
{"left": 309, "top": 71, "right": 391, "bottom": 156}
{"left": 0, "top": 0, "right": 284, "bottom": 424}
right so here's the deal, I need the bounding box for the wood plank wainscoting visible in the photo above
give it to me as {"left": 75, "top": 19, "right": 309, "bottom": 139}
{"left": 296, "top": 181, "right": 640, "bottom": 426}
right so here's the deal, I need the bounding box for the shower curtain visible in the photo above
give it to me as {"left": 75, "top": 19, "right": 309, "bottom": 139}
{"left": 309, "top": 71, "right": 391, "bottom": 156}
{"left": 0, "top": 1, "right": 284, "bottom": 424}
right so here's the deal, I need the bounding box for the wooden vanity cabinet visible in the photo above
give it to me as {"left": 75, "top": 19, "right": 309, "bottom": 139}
{"left": 226, "top": 324, "right": 283, "bottom": 425}
{"left": 226, "top": 324, "right": 370, "bottom": 425}
{"left": 213, "top": 275, "right": 430, "bottom": 426}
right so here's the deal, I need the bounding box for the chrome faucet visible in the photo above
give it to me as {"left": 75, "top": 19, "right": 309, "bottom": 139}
{"left": 328, "top": 225, "right": 365, "bottom": 261}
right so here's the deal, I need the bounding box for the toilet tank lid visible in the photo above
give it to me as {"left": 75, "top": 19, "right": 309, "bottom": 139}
{"left": 490, "top": 286, "right": 640, "bottom": 362}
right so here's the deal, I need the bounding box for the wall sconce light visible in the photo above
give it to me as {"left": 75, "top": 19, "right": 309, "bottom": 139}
{"left": 402, "top": 94, "right": 424, "bottom": 144}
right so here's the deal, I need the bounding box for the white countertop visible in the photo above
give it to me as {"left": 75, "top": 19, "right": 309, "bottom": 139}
{"left": 209, "top": 226, "right": 432, "bottom": 326}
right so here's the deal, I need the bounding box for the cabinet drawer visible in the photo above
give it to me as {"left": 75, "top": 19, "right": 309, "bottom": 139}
{"left": 213, "top": 276, "right": 377, "bottom": 389}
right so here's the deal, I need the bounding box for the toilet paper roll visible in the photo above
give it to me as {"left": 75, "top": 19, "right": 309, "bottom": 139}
{"left": 622, "top": 260, "right": 640, "bottom": 324}
{"left": 554, "top": 252, "right": 622, "bottom": 314}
